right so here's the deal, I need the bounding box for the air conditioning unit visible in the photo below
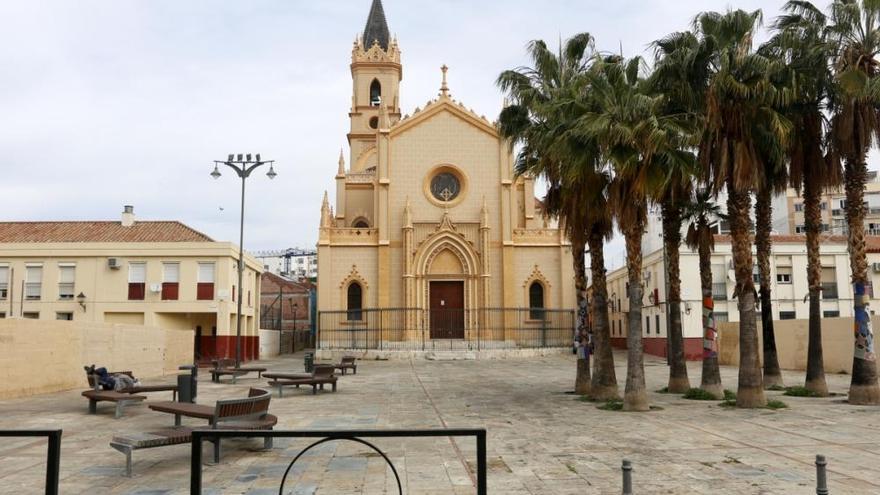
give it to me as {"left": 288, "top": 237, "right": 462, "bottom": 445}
{"left": 873, "top": 262, "right": 880, "bottom": 273}
{"left": 108, "top": 258, "right": 121, "bottom": 269}
{"left": 149, "top": 283, "right": 162, "bottom": 293}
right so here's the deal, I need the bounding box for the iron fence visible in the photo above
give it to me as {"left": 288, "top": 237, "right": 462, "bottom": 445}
{"left": 0, "top": 430, "right": 61, "bottom": 495}
{"left": 189, "top": 428, "right": 487, "bottom": 495}
{"left": 318, "top": 307, "right": 575, "bottom": 351}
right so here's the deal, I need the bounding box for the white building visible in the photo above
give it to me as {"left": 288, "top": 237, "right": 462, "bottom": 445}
{"left": 603, "top": 234, "right": 880, "bottom": 360}
{"left": 253, "top": 248, "right": 317, "bottom": 280}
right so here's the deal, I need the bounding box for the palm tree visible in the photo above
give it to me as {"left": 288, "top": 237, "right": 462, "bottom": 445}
{"left": 650, "top": 33, "right": 712, "bottom": 393}
{"left": 695, "top": 9, "right": 790, "bottom": 407}
{"left": 769, "top": 0, "right": 841, "bottom": 396}
{"left": 826, "top": 0, "right": 880, "bottom": 405}
{"left": 497, "top": 34, "right": 617, "bottom": 397}
{"left": 683, "top": 188, "right": 726, "bottom": 398}
{"left": 578, "top": 56, "right": 695, "bottom": 410}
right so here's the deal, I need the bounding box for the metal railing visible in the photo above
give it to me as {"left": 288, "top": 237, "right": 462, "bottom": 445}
{"left": 318, "top": 307, "right": 575, "bottom": 351}
{"left": 190, "top": 428, "right": 487, "bottom": 495}
{"left": 0, "top": 430, "right": 61, "bottom": 495}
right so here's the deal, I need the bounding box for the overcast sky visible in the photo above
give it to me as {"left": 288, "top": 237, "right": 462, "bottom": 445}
{"left": 1, "top": 0, "right": 795, "bottom": 263}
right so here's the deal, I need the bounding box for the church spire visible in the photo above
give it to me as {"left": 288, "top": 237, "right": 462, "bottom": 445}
{"left": 362, "top": 0, "right": 391, "bottom": 50}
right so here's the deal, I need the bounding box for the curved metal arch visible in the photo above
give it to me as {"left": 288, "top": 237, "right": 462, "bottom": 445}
{"left": 278, "top": 437, "right": 402, "bottom": 495}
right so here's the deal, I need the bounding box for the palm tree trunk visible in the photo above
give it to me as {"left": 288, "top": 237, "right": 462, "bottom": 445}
{"left": 572, "top": 233, "right": 591, "bottom": 395}
{"left": 588, "top": 229, "right": 619, "bottom": 400}
{"left": 662, "top": 200, "right": 690, "bottom": 392}
{"left": 623, "top": 205, "right": 649, "bottom": 411}
{"left": 803, "top": 174, "right": 828, "bottom": 396}
{"left": 755, "top": 187, "right": 784, "bottom": 389}
{"left": 845, "top": 159, "right": 880, "bottom": 405}
{"left": 728, "top": 183, "right": 766, "bottom": 408}
{"left": 698, "top": 222, "right": 723, "bottom": 398}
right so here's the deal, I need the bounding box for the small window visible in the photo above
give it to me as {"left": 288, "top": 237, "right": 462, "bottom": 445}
{"left": 369, "top": 116, "right": 379, "bottom": 129}
{"left": 779, "top": 311, "right": 797, "bottom": 320}
{"left": 823, "top": 310, "right": 840, "bottom": 318}
{"left": 369, "top": 79, "right": 381, "bottom": 106}
{"left": 22, "top": 312, "right": 39, "bottom": 320}
{"left": 776, "top": 267, "right": 792, "bottom": 284}
{"left": 645, "top": 315, "right": 650, "bottom": 335}
{"left": 197, "top": 262, "right": 215, "bottom": 300}
{"left": 347, "top": 282, "right": 363, "bottom": 321}
{"left": 162, "top": 262, "right": 180, "bottom": 300}
{"left": 655, "top": 314, "right": 661, "bottom": 335}
{"left": 0, "top": 265, "right": 8, "bottom": 300}
{"left": 25, "top": 265, "right": 42, "bottom": 300}
{"left": 820, "top": 203, "right": 828, "bottom": 210}
{"left": 794, "top": 203, "right": 804, "bottom": 212}
{"left": 528, "top": 282, "right": 545, "bottom": 320}
{"left": 56, "top": 312, "right": 73, "bottom": 321}
{"left": 0, "top": 312, "right": 5, "bottom": 319}
{"left": 128, "top": 262, "right": 146, "bottom": 300}
{"left": 58, "top": 264, "right": 75, "bottom": 300}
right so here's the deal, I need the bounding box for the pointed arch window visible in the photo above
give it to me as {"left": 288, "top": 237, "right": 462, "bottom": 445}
{"left": 529, "top": 282, "right": 545, "bottom": 320}
{"left": 347, "top": 282, "right": 363, "bottom": 321}
{"left": 370, "top": 79, "right": 381, "bottom": 106}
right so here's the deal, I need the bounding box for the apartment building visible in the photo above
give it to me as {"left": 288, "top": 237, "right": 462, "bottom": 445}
{"left": 254, "top": 248, "right": 317, "bottom": 280}
{"left": 601, "top": 234, "right": 880, "bottom": 360}
{"left": 0, "top": 206, "right": 263, "bottom": 362}
{"left": 786, "top": 171, "right": 880, "bottom": 236}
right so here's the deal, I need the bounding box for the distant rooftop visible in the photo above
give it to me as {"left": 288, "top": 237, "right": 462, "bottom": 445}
{"left": 0, "top": 221, "right": 213, "bottom": 243}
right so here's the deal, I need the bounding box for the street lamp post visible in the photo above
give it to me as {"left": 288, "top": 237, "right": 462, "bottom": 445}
{"left": 212, "top": 153, "right": 277, "bottom": 367}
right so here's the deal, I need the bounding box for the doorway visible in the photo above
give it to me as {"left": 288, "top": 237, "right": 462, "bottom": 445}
{"left": 429, "top": 281, "right": 464, "bottom": 339}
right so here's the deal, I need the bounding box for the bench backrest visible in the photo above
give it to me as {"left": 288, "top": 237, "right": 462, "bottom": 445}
{"left": 212, "top": 388, "right": 271, "bottom": 427}
{"left": 313, "top": 365, "right": 335, "bottom": 378}
{"left": 341, "top": 356, "right": 356, "bottom": 364}
{"left": 213, "top": 358, "right": 235, "bottom": 370}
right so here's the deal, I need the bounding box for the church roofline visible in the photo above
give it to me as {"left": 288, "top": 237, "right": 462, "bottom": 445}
{"left": 391, "top": 96, "right": 499, "bottom": 139}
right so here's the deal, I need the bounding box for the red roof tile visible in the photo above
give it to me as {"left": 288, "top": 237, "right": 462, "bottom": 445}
{"left": 0, "top": 221, "right": 213, "bottom": 243}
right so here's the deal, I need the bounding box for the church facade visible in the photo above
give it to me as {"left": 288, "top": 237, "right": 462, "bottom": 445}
{"left": 316, "top": 0, "right": 576, "bottom": 348}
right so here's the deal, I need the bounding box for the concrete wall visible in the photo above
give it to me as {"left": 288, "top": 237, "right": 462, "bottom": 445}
{"left": 259, "top": 329, "right": 280, "bottom": 358}
{"left": 0, "top": 318, "right": 193, "bottom": 399}
{"left": 717, "top": 316, "right": 872, "bottom": 374}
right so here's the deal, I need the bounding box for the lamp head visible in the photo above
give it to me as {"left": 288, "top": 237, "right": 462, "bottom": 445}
{"left": 266, "top": 164, "right": 277, "bottom": 180}
{"left": 211, "top": 164, "right": 222, "bottom": 179}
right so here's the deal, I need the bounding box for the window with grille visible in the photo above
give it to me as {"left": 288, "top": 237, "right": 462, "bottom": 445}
{"left": 776, "top": 267, "right": 792, "bottom": 284}
{"left": 58, "top": 264, "right": 75, "bottom": 300}
{"left": 162, "top": 262, "right": 180, "bottom": 300}
{"left": 0, "top": 265, "right": 8, "bottom": 300}
{"left": 779, "top": 311, "right": 796, "bottom": 320}
{"left": 128, "top": 262, "right": 146, "bottom": 300}
{"left": 197, "top": 262, "right": 215, "bottom": 300}
{"left": 528, "top": 282, "right": 545, "bottom": 320}
{"left": 347, "top": 283, "right": 363, "bottom": 321}
{"left": 56, "top": 312, "right": 73, "bottom": 321}
{"left": 821, "top": 267, "right": 838, "bottom": 299}
{"left": 25, "top": 265, "right": 42, "bottom": 300}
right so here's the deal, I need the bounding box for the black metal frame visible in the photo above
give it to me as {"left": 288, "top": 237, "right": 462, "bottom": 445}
{"left": 190, "top": 428, "right": 487, "bottom": 495}
{"left": 0, "top": 430, "right": 61, "bottom": 495}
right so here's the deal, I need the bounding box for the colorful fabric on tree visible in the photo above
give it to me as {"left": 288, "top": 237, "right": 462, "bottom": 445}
{"left": 702, "top": 296, "right": 717, "bottom": 359}
{"left": 853, "top": 283, "right": 875, "bottom": 362}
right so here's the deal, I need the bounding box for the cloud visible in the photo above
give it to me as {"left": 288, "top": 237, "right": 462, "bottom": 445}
{"left": 0, "top": 0, "right": 818, "bottom": 258}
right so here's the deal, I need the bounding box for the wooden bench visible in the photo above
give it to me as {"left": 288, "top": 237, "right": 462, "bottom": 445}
{"left": 86, "top": 370, "right": 178, "bottom": 400}
{"left": 82, "top": 389, "right": 146, "bottom": 419}
{"left": 110, "top": 388, "right": 276, "bottom": 476}
{"left": 333, "top": 356, "right": 358, "bottom": 375}
{"left": 264, "top": 365, "right": 337, "bottom": 397}
{"left": 210, "top": 359, "right": 268, "bottom": 383}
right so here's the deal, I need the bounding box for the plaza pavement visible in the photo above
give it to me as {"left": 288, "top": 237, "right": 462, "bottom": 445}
{"left": 0, "top": 350, "right": 879, "bottom": 494}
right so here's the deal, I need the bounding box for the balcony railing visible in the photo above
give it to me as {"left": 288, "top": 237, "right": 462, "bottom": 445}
{"left": 821, "top": 282, "right": 839, "bottom": 300}
{"left": 318, "top": 307, "right": 575, "bottom": 351}
{"left": 712, "top": 283, "right": 728, "bottom": 301}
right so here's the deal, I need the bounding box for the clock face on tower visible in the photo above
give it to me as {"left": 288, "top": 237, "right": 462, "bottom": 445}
{"left": 430, "top": 172, "right": 461, "bottom": 202}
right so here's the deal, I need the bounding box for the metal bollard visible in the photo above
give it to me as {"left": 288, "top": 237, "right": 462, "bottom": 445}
{"left": 622, "top": 459, "right": 633, "bottom": 495}
{"left": 816, "top": 454, "right": 828, "bottom": 495}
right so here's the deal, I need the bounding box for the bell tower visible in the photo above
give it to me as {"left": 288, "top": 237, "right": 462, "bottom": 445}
{"left": 348, "top": 0, "right": 402, "bottom": 171}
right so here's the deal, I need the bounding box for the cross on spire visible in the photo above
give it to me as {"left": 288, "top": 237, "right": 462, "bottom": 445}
{"left": 440, "top": 64, "right": 450, "bottom": 97}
